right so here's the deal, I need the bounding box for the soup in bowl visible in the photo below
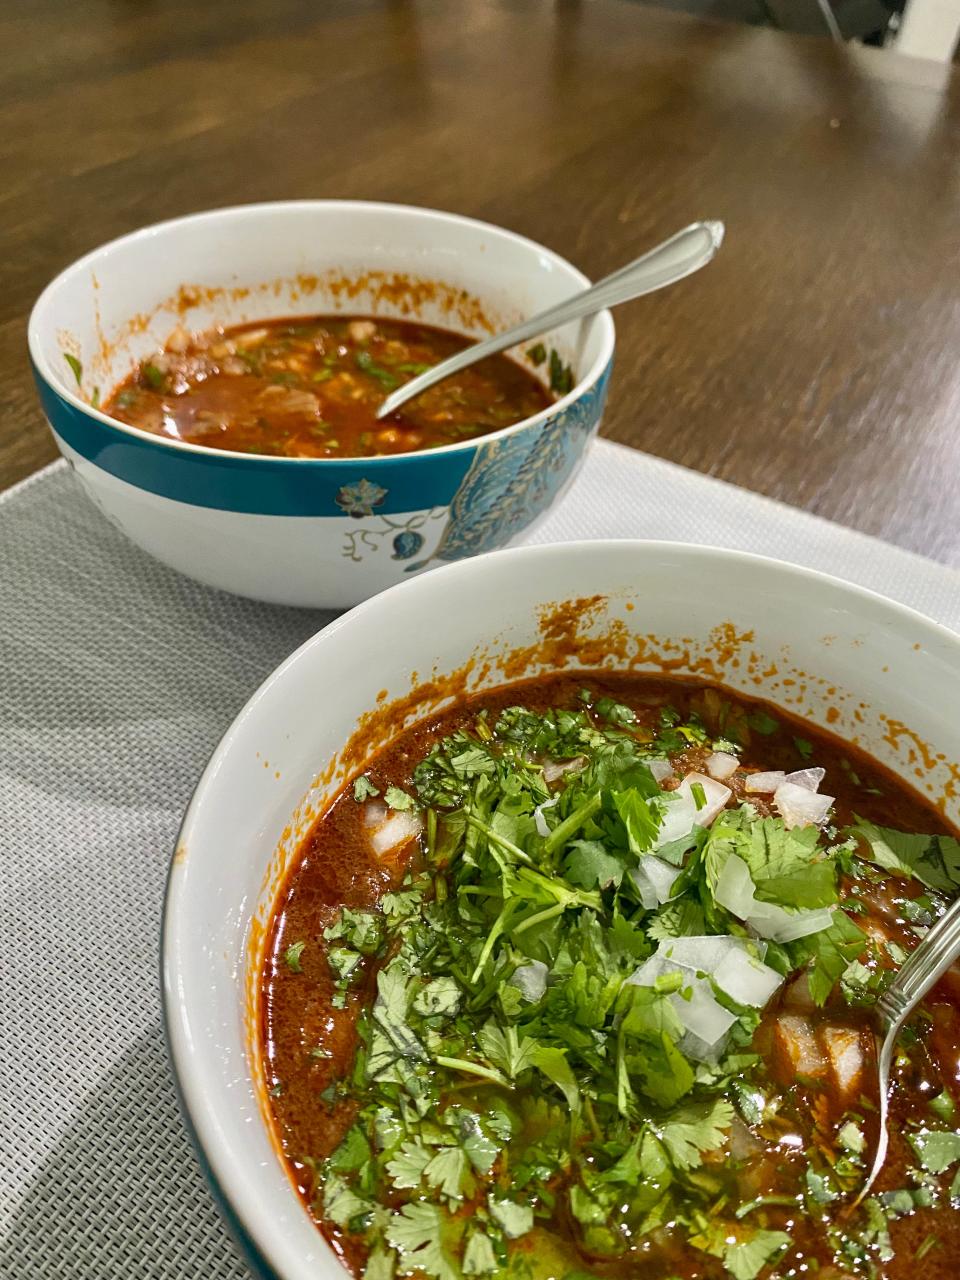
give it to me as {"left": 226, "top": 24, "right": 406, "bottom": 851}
{"left": 162, "top": 541, "right": 960, "bottom": 1280}
{"left": 28, "top": 202, "right": 614, "bottom": 608}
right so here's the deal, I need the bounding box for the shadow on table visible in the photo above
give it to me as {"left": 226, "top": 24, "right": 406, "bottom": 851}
{"left": 0, "top": 1022, "right": 250, "bottom": 1280}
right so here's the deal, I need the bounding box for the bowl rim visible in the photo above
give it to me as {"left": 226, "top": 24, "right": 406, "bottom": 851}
{"left": 28, "top": 199, "right": 616, "bottom": 468}
{"left": 161, "top": 537, "right": 960, "bottom": 1280}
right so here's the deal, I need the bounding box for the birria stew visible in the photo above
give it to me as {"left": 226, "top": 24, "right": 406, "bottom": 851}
{"left": 261, "top": 674, "right": 960, "bottom": 1280}
{"left": 103, "top": 317, "right": 560, "bottom": 458}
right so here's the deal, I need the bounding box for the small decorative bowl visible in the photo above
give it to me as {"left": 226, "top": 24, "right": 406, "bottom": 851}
{"left": 28, "top": 202, "right": 615, "bottom": 608}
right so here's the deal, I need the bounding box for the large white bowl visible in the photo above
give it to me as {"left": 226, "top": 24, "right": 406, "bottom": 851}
{"left": 162, "top": 540, "right": 960, "bottom": 1280}
{"left": 28, "top": 202, "right": 614, "bottom": 608}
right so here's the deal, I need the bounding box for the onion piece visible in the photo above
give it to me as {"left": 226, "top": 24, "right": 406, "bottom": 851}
{"left": 631, "top": 856, "right": 682, "bottom": 910}
{"left": 654, "top": 772, "right": 731, "bottom": 849}
{"left": 714, "top": 853, "right": 757, "bottom": 919}
{"left": 713, "top": 949, "right": 784, "bottom": 1007}
{"left": 715, "top": 854, "right": 834, "bottom": 942}
{"left": 369, "top": 810, "right": 422, "bottom": 857}
{"left": 511, "top": 960, "right": 548, "bottom": 1003}
{"left": 533, "top": 797, "right": 558, "bottom": 838}
{"left": 644, "top": 758, "right": 675, "bottom": 784}
{"left": 542, "top": 756, "right": 586, "bottom": 783}
{"left": 747, "top": 902, "right": 835, "bottom": 943}
{"left": 671, "top": 982, "right": 737, "bottom": 1047}
{"left": 363, "top": 799, "right": 388, "bottom": 827}
{"left": 784, "top": 767, "right": 825, "bottom": 792}
{"left": 744, "top": 770, "right": 785, "bottom": 794}
{"left": 705, "top": 751, "right": 739, "bottom": 782}
{"left": 658, "top": 934, "right": 750, "bottom": 973}
{"left": 774, "top": 781, "right": 834, "bottom": 829}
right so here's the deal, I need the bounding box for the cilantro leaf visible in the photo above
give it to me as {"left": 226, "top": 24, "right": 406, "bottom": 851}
{"left": 284, "top": 940, "right": 305, "bottom": 972}
{"left": 387, "top": 1202, "right": 459, "bottom": 1280}
{"left": 659, "top": 1098, "right": 734, "bottom": 1171}
{"left": 329, "top": 1124, "right": 372, "bottom": 1173}
{"left": 323, "top": 1172, "right": 372, "bottom": 1228}
{"left": 385, "top": 785, "right": 417, "bottom": 811}
{"left": 386, "top": 1139, "right": 432, "bottom": 1189}
{"left": 563, "top": 839, "right": 629, "bottom": 890}
{"left": 910, "top": 1129, "right": 960, "bottom": 1174}
{"left": 848, "top": 819, "right": 960, "bottom": 894}
{"left": 354, "top": 775, "right": 380, "bottom": 802}
{"left": 487, "top": 1194, "right": 533, "bottom": 1238}
{"left": 478, "top": 1021, "right": 537, "bottom": 1078}
{"left": 462, "top": 1232, "right": 497, "bottom": 1275}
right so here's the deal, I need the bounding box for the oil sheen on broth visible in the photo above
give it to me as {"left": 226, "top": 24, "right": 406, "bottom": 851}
{"left": 104, "top": 316, "right": 558, "bottom": 458}
{"left": 261, "top": 674, "right": 960, "bottom": 1280}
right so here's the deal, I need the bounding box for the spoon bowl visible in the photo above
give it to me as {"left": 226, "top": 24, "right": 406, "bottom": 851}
{"left": 376, "top": 220, "right": 724, "bottom": 420}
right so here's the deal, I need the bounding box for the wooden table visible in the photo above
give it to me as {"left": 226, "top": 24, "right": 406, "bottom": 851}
{"left": 4, "top": 0, "right": 960, "bottom": 561}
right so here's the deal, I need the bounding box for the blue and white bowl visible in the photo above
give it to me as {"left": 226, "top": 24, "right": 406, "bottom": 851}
{"left": 28, "top": 202, "right": 615, "bottom": 607}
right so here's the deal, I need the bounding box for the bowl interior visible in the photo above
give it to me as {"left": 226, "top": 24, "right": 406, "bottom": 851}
{"left": 164, "top": 542, "right": 960, "bottom": 1280}
{"left": 31, "top": 201, "right": 610, "bottom": 419}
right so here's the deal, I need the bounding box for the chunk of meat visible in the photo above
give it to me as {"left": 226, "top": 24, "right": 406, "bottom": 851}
{"left": 774, "top": 1013, "right": 828, "bottom": 1079}
{"left": 818, "top": 1025, "right": 864, "bottom": 1099}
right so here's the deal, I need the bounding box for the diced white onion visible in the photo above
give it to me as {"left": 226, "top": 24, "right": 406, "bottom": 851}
{"left": 706, "top": 751, "right": 739, "bottom": 781}
{"left": 363, "top": 799, "right": 388, "bottom": 827}
{"left": 627, "top": 953, "right": 672, "bottom": 987}
{"left": 679, "top": 1029, "right": 728, "bottom": 1062}
{"left": 775, "top": 1014, "right": 828, "bottom": 1077}
{"left": 714, "top": 853, "right": 757, "bottom": 919}
{"left": 511, "top": 960, "right": 548, "bottom": 1003}
{"left": 533, "top": 797, "right": 558, "bottom": 838}
{"left": 369, "top": 810, "right": 422, "bottom": 856}
{"left": 713, "top": 949, "right": 784, "bottom": 1007}
{"left": 784, "top": 767, "right": 825, "bottom": 792}
{"left": 671, "top": 982, "right": 738, "bottom": 1047}
{"left": 658, "top": 934, "right": 751, "bottom": 973}
{"left": 715, "top": 854, "right": 834, "bottom": 942}
{"left": 542, "top": 756, "right": 586, "bottom": 783}
{"left": 645, "top": 758, "right": 675, "bottom": 784}
{"left": 744, "top": 770, "right": 785, "bottom": 794}
{"left": 747, "top": 902, "right": 835, "bottom": 943}
{"left": 630, "top": 856, "right": 681, "bottom": 909}
{"left": 774, "top": 782, "right": 834, "bottom": 829}
{"left": 654, "top": 772, "right": 731, "bottom": 849}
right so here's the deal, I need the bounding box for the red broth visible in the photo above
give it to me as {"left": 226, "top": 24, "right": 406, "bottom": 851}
{"left": 103, "top": 315, "right": 559, "bottom": 458}
{"left": 261, "top": 673, "right": 960, "bottom": 1280}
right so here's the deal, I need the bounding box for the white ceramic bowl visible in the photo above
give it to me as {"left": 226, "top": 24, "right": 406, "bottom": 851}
{"left": 28, "top": 202, "right": 614, "bottom": 608}
{"left": 162, "top": 540, "right": 960, "bottom": 1280}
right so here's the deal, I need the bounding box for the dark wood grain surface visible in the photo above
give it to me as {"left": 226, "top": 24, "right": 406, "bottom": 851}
{"left": 4, "top": 0, "right": 960, "bottom": 560}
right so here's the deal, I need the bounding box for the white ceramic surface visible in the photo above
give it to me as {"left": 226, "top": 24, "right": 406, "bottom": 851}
{"left": 162, "top": 540, "right": 960, "bottom": 1280}
{"left": 28, "top": 202, "right": 614, "bottom": 608}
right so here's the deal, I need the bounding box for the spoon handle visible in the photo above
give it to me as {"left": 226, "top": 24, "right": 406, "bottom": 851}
{"left": 877, "top": 894, "right": 960, "bottom": 1033}
{"left": 375, "top": 220, "right": 724, "bottom": 420}
{"left": 856, "top": 894, "right": 960, "bottom": 1205}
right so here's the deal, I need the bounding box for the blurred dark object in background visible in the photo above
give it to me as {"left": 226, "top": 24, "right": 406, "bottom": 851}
{"left": 627, "top": 0, "right": 904, "bottom": 43}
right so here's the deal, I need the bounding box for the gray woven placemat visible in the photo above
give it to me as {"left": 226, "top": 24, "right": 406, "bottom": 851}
{"left": 2, "top": 443, "right": 959, "bottom": 1279}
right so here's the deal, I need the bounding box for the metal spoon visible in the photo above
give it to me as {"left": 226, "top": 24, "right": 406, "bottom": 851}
{"left": 855, "top": 894, "right": 960, "bottom": 1205}
{"left": 374, "top": 220, "right": 724, "bottom": 420}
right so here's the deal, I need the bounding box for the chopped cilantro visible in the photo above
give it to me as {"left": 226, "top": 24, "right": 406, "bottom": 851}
{"left": 284, "top": 940, "right": 306, "bottom": 972}
{"left": 526, "top": 342, "right": 547, "bottom": 366}
{"left": 384, "top": 785, "right": 416, "bottom": 811}
{"left": 910, "top": 1129, "right": 960, "bottom": 1174}
{"left": 354, "top": 775, "right": 380, "bottom": 802}
{"left": 63, "top": 353, "right": 83, "bottom": 385}
{"left": 292, "top": 695, "right": 951, "bottom": 1280}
